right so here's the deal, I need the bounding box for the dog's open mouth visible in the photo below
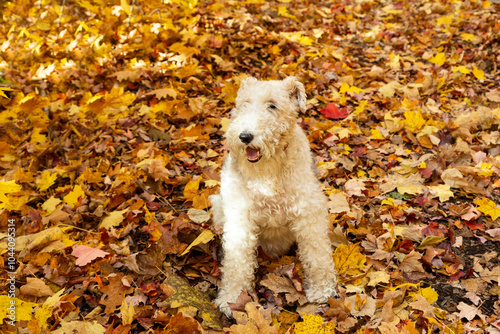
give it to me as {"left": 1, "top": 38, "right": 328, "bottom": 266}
{"left": 245, "top": 147, "right": 261, "bottom": 162}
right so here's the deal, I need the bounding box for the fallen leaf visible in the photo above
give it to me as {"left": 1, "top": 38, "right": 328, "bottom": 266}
{"left": 180, "top": 229, "right": 214, "bottom": 256}
{"left": 20, "top": 277, "right": 54, "bottom": 297}
{"left": 72, "top": 245, "right": 109, "bottom": 266}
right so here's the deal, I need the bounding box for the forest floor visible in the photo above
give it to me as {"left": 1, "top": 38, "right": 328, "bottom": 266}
{"left": 1, "top": 0, "right": 500, "bottom": 333}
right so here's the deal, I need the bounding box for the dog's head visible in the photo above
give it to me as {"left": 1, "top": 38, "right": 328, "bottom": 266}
{"left": 226, "top": 76, "right": 306, "bottom": 163}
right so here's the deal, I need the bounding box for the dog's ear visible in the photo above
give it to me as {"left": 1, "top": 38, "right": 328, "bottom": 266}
{"left": 284, "top": 77, "right": 306, "bottom": 113}
{"left": 239, "top": 76, "right": 258, "bottom": 89}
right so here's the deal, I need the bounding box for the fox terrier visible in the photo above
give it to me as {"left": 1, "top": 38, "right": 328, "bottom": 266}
{"left": 210, "top": 76, "right": 338, "bottom": 316}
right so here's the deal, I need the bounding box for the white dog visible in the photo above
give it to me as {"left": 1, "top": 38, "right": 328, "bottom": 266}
{"left": 210, "top": 77, "right": 338, "bottom": 316}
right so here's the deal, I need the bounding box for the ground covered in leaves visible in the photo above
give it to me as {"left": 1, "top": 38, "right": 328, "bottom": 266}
{"left": 1, "top": 0, "right": 500, "bottom": 333}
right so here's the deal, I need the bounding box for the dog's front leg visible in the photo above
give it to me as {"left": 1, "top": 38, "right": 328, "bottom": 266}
{"left": 293, "top": 216, "right": 339, "bottom": 303}
{"left": 214, "top": 206, "right": 258, "bottom": 317}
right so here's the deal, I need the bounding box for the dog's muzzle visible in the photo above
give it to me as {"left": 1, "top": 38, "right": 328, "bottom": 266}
{"left": 239, "top": 132, "right": 261, "bottom": 162}
{"left": 245, "top": 147, "right": 261, "bottom": 163}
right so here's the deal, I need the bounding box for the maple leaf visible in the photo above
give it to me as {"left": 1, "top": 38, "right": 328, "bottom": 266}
{"left": 294, "top": 313, "right": 335, "bottom": 334}
{"left": 99, "top": 209, "right": 128, "bottom": 230}
{"left": 0, "top": 296, "right": 37, "bottom": 324}
{"left": 461, "top": 33, "right": 477, "bottom": 42}
{"left": 328, "top": 191, "right": 350, "bottom": 213}
{"left": 404, "top": 109, "right": 426, "bottom": 133}
{"left": 147, "top": 87, "right": 178, "bottom": 100}
{"left": 456, "top": 302, "right": 486, "bottom": 322}
{"left": 320, "top": 104, "right": 348, "bottom": 120}
{"left": 427, "top": 184, "right": 454, "bottom": 202}
{"left": 36, "top": 170, "right": 58, "bottom": 191}
{"left": 474, "top": 197, "right": 500, "bottom": 221}
{"left": 429, "top": 52, "right": 446, "bottom": 66}
{"left": 399, "top": 250, "right": 425, "bottom": 273}
{"left": 72, "top": 245, "right": 109, "bottom": 266}
{"left": 472, "top": 66, "right": 485, "bottom": 80}
{"left": 231, "top": 302, "right": 279, "bottom": 334}
{"left": 332, "top": 243, "right": 366, "bottom": 276}
{"left": 63, "top": 184, "right": 85, "bottom": 207}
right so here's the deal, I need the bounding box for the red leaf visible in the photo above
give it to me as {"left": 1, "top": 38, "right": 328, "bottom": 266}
{"left": 72, "top": 245, "right": 109, "bottom": 266}
{"left": 320, "top": 104, "right": 348, "bottom": 119}
{"left": 463, "top": 220, "right": 485, "bottom": 230}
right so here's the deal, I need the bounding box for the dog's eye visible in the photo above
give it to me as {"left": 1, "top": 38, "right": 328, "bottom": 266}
{"left": 268, "top": 103, "right": 277, "bottom": 111}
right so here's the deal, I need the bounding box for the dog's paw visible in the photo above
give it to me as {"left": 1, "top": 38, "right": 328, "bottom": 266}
{"left": 305, "top": 285, "right": 339, "bottom": 303}
{"left": 214, "top": 295, "right": 235, "bottom": 317}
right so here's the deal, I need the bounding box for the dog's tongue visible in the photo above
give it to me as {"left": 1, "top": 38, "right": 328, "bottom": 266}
{"left": 245, "top": 147, "right": 260, "bottom": 161}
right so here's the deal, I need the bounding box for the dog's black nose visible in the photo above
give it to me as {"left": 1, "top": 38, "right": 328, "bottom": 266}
{"left": 239, "top": 132, "right": 254, "bottom": 144}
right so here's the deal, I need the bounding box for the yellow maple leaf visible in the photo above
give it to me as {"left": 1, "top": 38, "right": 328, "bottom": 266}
{"left": 0, "top": 180, "right": 21, "bottom": 194}
{"left": 404, "top": 109, "right": 426, "bottom": 133}
{"left": 479, "top": 163, "right": 493, "bottom": 176}
{"left": 35, "top": 305, "right": 53, "bottom": 329}
{"left": 461, "top": 33, "right": 477, "bottom": 42}
{"left": 427, "top": 184, "right": 454, "bottom": 202}
{"left": 452, "top": 66, "right": 470, "bottom": 74}
{"left": 36, "top": 171, "right": 58, "bottom": 191}
{"left": 0, "top": 193, "right": 30, "bottom": 211}
{"left": 15, "top": 168, "right": 35, "bottom": 183}
{"left": 474, "top": 197, "right": 500, "bottom": 221}
{"left": 429, "top": 52, "right": 446, "bottom": 66}
{"left": 280, "top": 32, "right": 313, "bottom": 46}
{"left": 0, "top": 296, "right": 37, "bottom": 324}
{"left": 278, "top": 6, "right": 296, "bottom": 19}
{"left": 41, "top": 196, "right": 62, "bottom": 214}
{"left": 294, "top": 313, "right": 335, "bottom": 334}
{"left": 472, "top": 66, "right": 485, "bottom": 80}
{"left": 332, "top": 243, "right": 366, "bottom": 276}
{"left": 339, "top": 83, "right": 365, "bottom": 95}
{"left": 184, "top": 177, "right": 201, "bottom": 201}
{"left": 30, "top": 128, "right": 47, "bottom": 144}
{"left": 270, "top": 44, "right": 281, "bottom": 55}
{"left": 370, "top": 128, "right": 385, "bottom": 140}
{"left": 63, "top": 184, "right": 85, "bottom": 207}
{"left": 354, "top": 100, "right": 368, "bottom": 115}
{"left": 120, "top": 300, "right": 135, "bottom": 325}
{"left": 99, "top": 209, "right": 128, "bottom": 230}
{"left": 436, "top": 14, "right": 453, "bottom": 26}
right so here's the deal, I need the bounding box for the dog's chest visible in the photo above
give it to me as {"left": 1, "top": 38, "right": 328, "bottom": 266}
{"left": 246, "top": 180, "right": 294, "bottom": 228}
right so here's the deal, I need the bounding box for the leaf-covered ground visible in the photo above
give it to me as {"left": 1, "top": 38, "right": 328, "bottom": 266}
{"left": 1, "top": 0, "right": 500, "bottom": 333}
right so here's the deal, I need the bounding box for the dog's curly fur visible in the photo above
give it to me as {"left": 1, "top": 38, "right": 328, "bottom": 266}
{"left": 210, "top": 77, "right": 338, "bottom": 316}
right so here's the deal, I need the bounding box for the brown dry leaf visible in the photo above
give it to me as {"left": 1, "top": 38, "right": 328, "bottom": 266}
{"left": 345, "top": 294, "right": 376, "bottom": 317}
{"left": 456, "top": 302, "right": 485, "bottom": 322}
{"left": 50, "top": 320, "right": 105, "bottom": 334}
{"left": 399, "top": 250, "right": 425, "bottom": 273}
{"left": 260, "top": 273, "right": 304, "bottom": 303}
{"left": 230, "top": 303, "right": 278, "bottom": 334}
{"left": 20, "top": 277, "right": 54, "bottom": 298}
{"left": 409, "top": 295, "right": 434, "bottom": 317}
